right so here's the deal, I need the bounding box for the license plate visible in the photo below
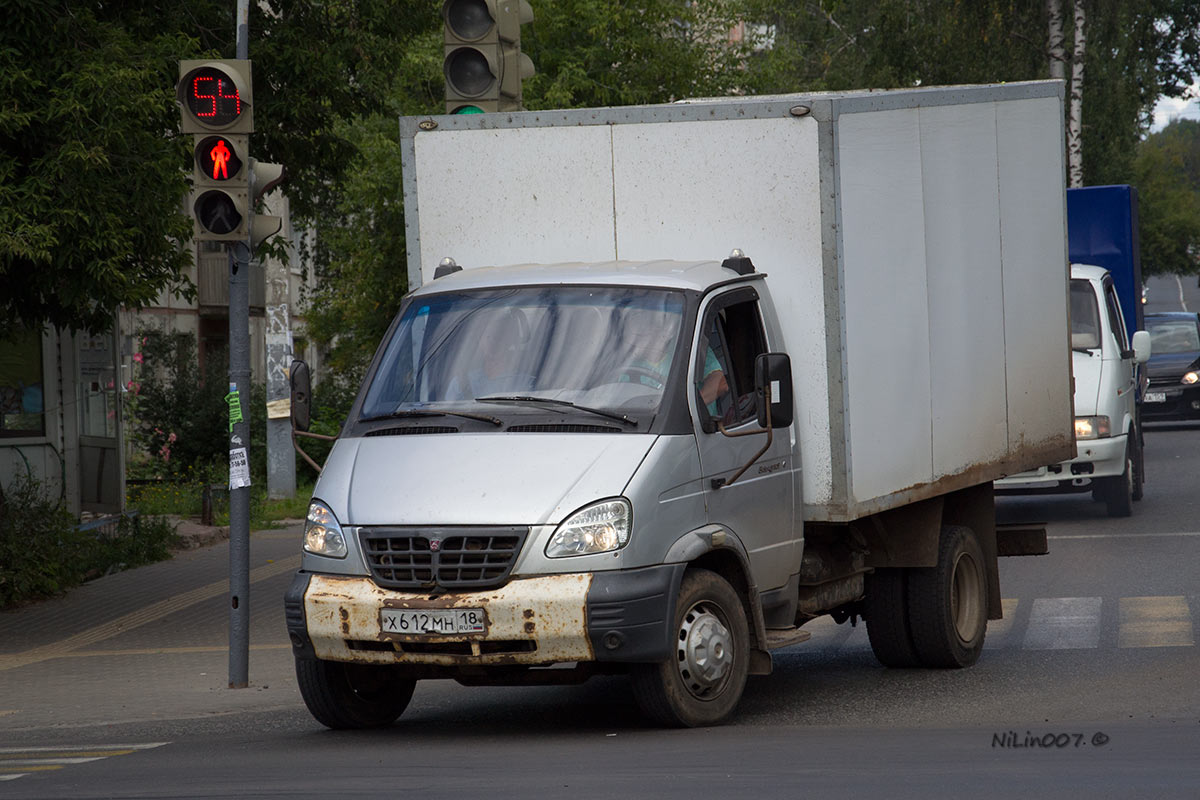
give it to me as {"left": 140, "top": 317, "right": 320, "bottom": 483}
{"left": 1144, "top": 392, "right": 1166, "bottom": 403}
{"left": 381, "top": 608, "right": 486, "bottom": 635}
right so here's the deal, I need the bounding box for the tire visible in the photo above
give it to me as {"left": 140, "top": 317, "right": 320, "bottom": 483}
{"left": 864, "top": 568, "right": 921, "bottom": 668}
{"left": 905, "top": 526, "right": 988, "bottom": 668}
{"left": 295, "top": 657, "right": 416, "bottom": 730}
{"left": 1103, "top": 451, "right": 1134, "bottom": 518}
{"left": 630, "top": 569, "right": 749, "bottom": 727}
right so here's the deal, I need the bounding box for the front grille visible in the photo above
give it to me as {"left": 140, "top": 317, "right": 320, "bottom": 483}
{"left": 359, "top": 527, "right": 527, "bottom": 590}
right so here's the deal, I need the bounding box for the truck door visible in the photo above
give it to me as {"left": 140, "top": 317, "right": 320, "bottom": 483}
{"left": 693, "top": 286, "right": 797, "bottom": 592}
{"left": 1103, "top": 277, "right": 1138, "bottom": 417}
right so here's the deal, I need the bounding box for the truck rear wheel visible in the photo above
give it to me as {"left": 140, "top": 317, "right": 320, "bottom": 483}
{"left": 295, "top": 657, "right": 416, "bottom": 729}
{"left": 864, "top": 568, "right": 921, "bottom": 668}
{"left": 904, "top": 525, "right": 987, "bottom": 668}
{"left": 630, "top": 569, "right": 749, "bottom": 727}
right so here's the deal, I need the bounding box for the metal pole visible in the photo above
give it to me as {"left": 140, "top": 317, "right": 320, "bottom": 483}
{"left": 229, "top": 0, "right": 252, "bottom": 689}
{"left": 228, "top": 244, "right": 251, "bottom": 689}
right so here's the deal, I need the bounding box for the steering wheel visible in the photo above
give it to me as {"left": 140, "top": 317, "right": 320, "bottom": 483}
{"left": 608, "top": 367, "right": 665, "bottom": 389}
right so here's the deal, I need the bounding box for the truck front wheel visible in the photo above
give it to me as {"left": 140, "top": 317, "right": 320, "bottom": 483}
{"left": 295, "top": 657, "right": 416, "bottom": 729}
{"left": 630, "top": 569, "right": 749, "bottom": 727}
{"left": 904, "top": 525, "right": 987, "bottom": 668}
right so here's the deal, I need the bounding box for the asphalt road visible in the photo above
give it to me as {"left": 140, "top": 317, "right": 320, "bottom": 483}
{"left": 3, "top": 425, "right": 1199, "bottom": 798}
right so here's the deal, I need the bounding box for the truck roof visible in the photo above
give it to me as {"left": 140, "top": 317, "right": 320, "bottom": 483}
{"left": 412, "top": 258, "right": 755, "bottom": 296}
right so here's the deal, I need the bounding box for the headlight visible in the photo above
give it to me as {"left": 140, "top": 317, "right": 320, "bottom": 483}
{"left": 546, "top": 498, "right": 631, "bottom": 558}
{"left": 303, "top": 500, "right": 348, "bottom": 558}
{"left": 1183, "top": 372, "right": 1199, "bottom": 385}
{"left": 1075, "top": 416, "right": 1111, "bottom": 440}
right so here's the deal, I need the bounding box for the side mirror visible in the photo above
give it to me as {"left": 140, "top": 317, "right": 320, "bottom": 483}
{"left": 1130, "top": 330, "right": 1151, "bottom": 365}
{"left": 290, "top": 359, "right": 312, "bottom": 432}
{"left": 755, "top": 352, "right": 793, "bottom": 429}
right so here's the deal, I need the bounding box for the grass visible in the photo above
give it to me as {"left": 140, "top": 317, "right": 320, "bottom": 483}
{"left": 128, "top": 480, "right": 314, "bottom": 530}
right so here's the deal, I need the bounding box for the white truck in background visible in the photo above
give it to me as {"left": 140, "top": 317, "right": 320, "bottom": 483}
{"left": 997, "top": 263, "right": 1150, "bottom": 515}
{"left": 286, "top": 82, "right": 1075, "bottom": 727}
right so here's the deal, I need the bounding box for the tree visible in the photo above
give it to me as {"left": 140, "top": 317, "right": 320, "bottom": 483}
{"left": 0, "top": 0, "right": 439, "bottom": 342}
{"left": 0, "top": 3, "right": 194, "bottom": 340}
{"left": 1135, "top": 120, "right": 1200, "bottom": 277}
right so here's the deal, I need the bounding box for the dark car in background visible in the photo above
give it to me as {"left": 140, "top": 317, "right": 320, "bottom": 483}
{"left": 1143, "top": 311, "right": 1200, "bottom": 421}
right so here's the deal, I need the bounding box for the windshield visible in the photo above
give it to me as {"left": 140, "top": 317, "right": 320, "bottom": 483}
{"left": 1146, "top": 317, "right": 1200, "bottom": 354}
{"left": 360, "top": 286, "right": 686, "bottom": 423}
{"left": 1069, "top": 279, "right": 1102, "bottom": 350}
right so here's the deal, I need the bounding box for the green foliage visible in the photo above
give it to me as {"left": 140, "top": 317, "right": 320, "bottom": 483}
{"left": 126, "top": 328, "right": 229, "bottom": 479}
{"left": 1135, "top": 120, "right": 1200, "bottom": 277}
{"left": 0, "top": 477, "right": 178, "bottom": 608}
{"left": 0, "top": 2, "right": 194, "bottom": 340}
{"left": 522, "top": 0, "right": 756, "bottom": 108}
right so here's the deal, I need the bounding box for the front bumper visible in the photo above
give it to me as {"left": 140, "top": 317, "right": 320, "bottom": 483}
{"left": 995, "top": 433, "right": 1128, "bottom": 491}
{"left": 285, "top": 564, "right": 684, "bottom": 669}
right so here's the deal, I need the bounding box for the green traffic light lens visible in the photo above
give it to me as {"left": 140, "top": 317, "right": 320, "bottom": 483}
{"left": 452, "top": 105, "right": 486, "bottom": 115}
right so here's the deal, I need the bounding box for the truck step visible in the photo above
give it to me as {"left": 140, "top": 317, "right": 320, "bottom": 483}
{"left": 764, "top": 628, "right": 812, "bottom": 650}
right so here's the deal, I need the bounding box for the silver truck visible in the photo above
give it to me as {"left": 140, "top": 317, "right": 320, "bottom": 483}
{"left": 285, "top": 82, "right": 1075, "bottom": 727}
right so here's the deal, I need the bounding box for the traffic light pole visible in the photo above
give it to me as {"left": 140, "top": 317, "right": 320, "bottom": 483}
{"left": 228, "top": 244, "right": 251, "bottom": 689}
{"left": 228, "top": 0, "right": 252, "bottom": 690}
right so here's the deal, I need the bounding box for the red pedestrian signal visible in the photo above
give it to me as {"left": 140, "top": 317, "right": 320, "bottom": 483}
{"left": 195, "top": 136, "right": 245, "bottom": 181}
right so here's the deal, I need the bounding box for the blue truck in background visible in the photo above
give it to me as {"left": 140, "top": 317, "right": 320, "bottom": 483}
{"left": 1067, "top": 185, "right": 1143, "bottom": 344}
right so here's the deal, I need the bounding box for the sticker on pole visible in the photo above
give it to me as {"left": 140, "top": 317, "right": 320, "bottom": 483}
{"left": 229, "top": 447, "right": 251, "bottom": 489}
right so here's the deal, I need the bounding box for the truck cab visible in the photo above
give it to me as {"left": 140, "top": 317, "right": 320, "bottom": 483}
{"left": 996, "top": 264, "right": 1151, "bottom": 515}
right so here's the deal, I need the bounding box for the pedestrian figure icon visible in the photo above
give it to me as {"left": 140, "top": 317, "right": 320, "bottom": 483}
{"left": 195, "top": 135, "right": 242, "bottom": 183}
{"left": 210, "top": 139, "right": 232, "bottom": 179}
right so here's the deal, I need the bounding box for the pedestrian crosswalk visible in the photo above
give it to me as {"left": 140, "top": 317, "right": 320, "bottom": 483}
{"left": 795, "top": 595, "right": 1198, "bottom": 654}
{"left": 0, "top": 743, "right": 167, "bottom": 783}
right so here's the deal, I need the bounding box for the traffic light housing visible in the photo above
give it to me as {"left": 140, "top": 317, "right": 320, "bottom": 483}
{"left": 443, "top": 0, "right": 535, "bottom": 114}
{"left": 178, "top": 60, "right": 253, "bottom": 241}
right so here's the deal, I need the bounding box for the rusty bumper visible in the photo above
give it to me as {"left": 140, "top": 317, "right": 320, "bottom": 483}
{"left": 285, "top": 564, "right": 683, "bottom": 669}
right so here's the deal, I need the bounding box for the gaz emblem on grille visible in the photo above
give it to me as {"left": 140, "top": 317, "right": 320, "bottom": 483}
{"left": 429, "top": 537, "right": 441, "bottom": 552}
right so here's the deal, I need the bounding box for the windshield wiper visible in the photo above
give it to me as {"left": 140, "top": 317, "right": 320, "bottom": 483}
{"left": 474, "top": 395, "right": 638, "bottom": 427}
{"left": 362, "top": 408, "right": 503, "bottom": 426}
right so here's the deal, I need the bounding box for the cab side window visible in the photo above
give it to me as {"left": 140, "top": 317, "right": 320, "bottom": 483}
{"left": 1103, "top": 282, "right": 1128, "bottom": 350}
{"left": 697, "top": 295, "right": 766, "bottom": 431}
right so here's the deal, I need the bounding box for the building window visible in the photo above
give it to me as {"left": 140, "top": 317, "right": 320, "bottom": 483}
{"left": 0, "top": 329, "right": 45, "bottom": 437}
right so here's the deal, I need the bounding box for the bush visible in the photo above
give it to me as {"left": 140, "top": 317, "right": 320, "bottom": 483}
{"left": 0, "top": 477, "right": 180, "bottom": 609}
{"left": 0, "top": 476, "right": 84, "bottom": 607}
{"left": 126, "top": 328, "right": 229, "bottom": 480}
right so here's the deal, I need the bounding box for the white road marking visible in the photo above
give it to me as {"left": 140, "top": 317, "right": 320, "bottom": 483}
{"left": 1023, "top": 597, "right": 1102, "bottom": 650}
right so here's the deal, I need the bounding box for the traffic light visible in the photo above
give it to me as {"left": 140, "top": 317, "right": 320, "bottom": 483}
{"left": 443, "top": 0, "right": 535, "bottom": 114}
{"left": 178, "top": 60, "right": 253, "bottom": 241}
{"left": 249, "top": 160, "right": 285, "bottom": 249}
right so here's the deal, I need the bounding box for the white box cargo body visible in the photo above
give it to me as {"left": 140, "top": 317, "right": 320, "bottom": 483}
{"left": 399, "top": 81, "right": 1074, "bottom": 522}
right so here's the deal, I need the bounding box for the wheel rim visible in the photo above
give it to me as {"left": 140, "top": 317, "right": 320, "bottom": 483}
{"left": 675, "top": 600, "right": 733, "bottom": 699}
{"left": 950, "top": 551, "right": 984, "bottom": 644}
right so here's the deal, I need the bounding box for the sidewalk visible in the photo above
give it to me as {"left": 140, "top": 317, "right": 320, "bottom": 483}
{"left": 0, "top": 521, "right": 306, "bottom": 733}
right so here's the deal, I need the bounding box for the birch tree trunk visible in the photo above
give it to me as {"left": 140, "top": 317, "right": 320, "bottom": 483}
{"left": 1047, "top": 0, "right": 1066, "bottom": 81}
{"left": 1067, "top": 0, "right": 1087, "bottom": 187}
